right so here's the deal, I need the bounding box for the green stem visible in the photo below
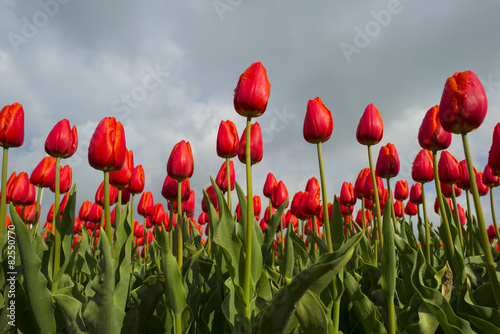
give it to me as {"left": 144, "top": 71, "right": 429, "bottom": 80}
{"left": 104, "top": 171, "right": 114, "bottom": 257}
{"left": 490, "top": 188, "right": 500, "bottom": 243}
{"left": 226, "top": 157, "right": 232, "bottom": 211}
{"left": 169, "top": 204, "right": 174, "bottom": 253}
{"left": 144, "top": 216, "right": 149, "bottom": 265}
{"left": 35, "top": 186, "right": 42, "bottom": 224}
{"left": 367, "top": 145, "right": 383, "bottom": 247}
{"left": 388, "top": 296, "right": 396, "bottom": 334}
{"left": 420, "top": 183, "right": 431, "bottom": 264}
{"left": 450, "top": 188, "right": 464, "bottom": 249}
{"left": 462, "top": 132, "right": 500, "bottom": 308}
{"left": 465, "top": 190, "right": 474, "bottom": 256}
{"left": 53, "top": 157, "right": 61, "bottom": 281}
{"left": 243, "top": 116, "right": 254, "bottom": 323}
{"left": 0, "top": 148, "right": 8, "bottom": 248}
{"left": 116, "top": 189, "right": 122, "bottom": 229}
{"left": 361, "top": 198, "right": 366, "bottom": 233}
{"left": 175, "top": 313, "right": 182, "bottom": 334}
{"left": 316, "top": 142, "right": 332, "bottom": 252}
{"left": 177, "top": 181, "right": 183, "bottom": 270}
{"left": 386, "top": 179, "right": 398, "bottom": 233}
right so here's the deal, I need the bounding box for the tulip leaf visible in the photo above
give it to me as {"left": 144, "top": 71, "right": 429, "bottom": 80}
{"left": 294, "top": 290, "right": 332, "bottom": 334}
{"left": 331, "top": 197, "right": 345, "bottom": 251}
{"left": 281, "top": 226, "right": 294, "bottom": 279}
{"left": 261, "top": 198, "right": 288, "bottom": 262}
{"left": 380, "top": 197, "right": 396, "bottom": 300}
{"left": 397, "top": 293, "right": 440, "bottom": 334}
{"left": 53, "top": 293, "right": 86, "bottom": 334}
{"left": 113, "top": 204, "right": 133, "bottom": 311}
{"left": 10, "top": 205, "right": 56, "bottom": 333}
{"left": 258, "top": 232, "right": 362, "bottom": 334}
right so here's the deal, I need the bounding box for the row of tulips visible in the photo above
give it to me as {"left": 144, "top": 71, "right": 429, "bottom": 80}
{"left": 1, "top": 62, "right": 500, "bottom": 333}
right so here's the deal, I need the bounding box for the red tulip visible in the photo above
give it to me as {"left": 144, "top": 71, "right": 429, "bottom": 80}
{"left": 19, "top": 202, "right": 36, "bottom": 224}
{"left": 483, "top": 165, "right": 500, "bottom": 187}
{"left": 263, "top": 172, "right": 277, "bottom": 198}
{"left": 271, "top": 180, "right": 288, "bottom": 209}
{"left": 30, "top": 156, "right": 56, "bottom": 188}
{"left": 303, "top": 97, "right": 333, "bottom": 144}
{"left": 285, "top": 210, "right": 298, "bottom": 230}
{"left": 44, "top": 119, "right": 78, "bottom": 159}
{"left": 110, "top": 149, "right": 134, "bottom": 189}
{"left": 394, "top": 200, "right": 403, "bottom": 218}
{"left": 438, "top": 70, "right": 488, "bottom": 134}
{"left": 457, "top": 160, "right": 476, "bottom": 190}
{"left": 88, "top": 117, "right": 127, "bottom": 172}
{"left": 0, "top": 102, "right": 24, "bottom": 148}
{"left": 411, "top": 149, "right": 434, "bottom": 184}
{"left": 134, "top": 223, "right": 144, "bottom": 238}
{"left": 259, "top": 219, "right": 268, "bottom": 232}
{"left": 363, "top": 174, "right": 384, "bottom": 201}
{"left": 435, "top": 196, "right": 452, "bottom": 214}
{"left": 438, "top": 151, "right": 462, "bottom": 184}
{"left": 161, "top": 176, "right": 190, "bottom": 202}
{"left": 217, "top": 120, "right": 239, "bottom": 158}
{"left": 25, "top": 182, "right": 36, "bottom": 206}
{"left": 404, "top": 200, "right": 418, "bottom": 216}
{"left": 202, "top": 185, "right": 218, "bottom": 213}
{"left": 394, "top": 180, "right": 408, "bottom": 201}
{"left": 440, "top": 182, "right": 462, "bottom": 198}
{"left": 355, "top": 208, "right": 372, "bottom": 226}
{"left": 339, "top": 181, "right": 356, "bottom": 207}
{"left": 138, "top": 191, "right": 154, "bottom": 217}
{"left": 318, "top": 202, "right": 333, "bottom": 224}
{"left": 215, "top": 160, "right": 235, "bottom": 192}
{"left": 418, "top": 105, "right": 452, "bottom": 152}
{"left": 96, "top": 181, "right": 118, "bottom": 206}
{"left": 476, "top": 172, "right": 489, "bottom": 196}
{"left": 488, "top": 123, "right": 500, "bottom": 176}
{"left": 233, "top": 61, "right": 271, "bottom": 118}
{"left": 237, "top": 122, "right": 263, "bottom": 165}
{"left": 290, "top": 191, "right": 308, "bottom": 220}
{"left": 79, "top": 200, "right": 92, "bottom": 221}
{"left": 354, "top": 168, "right": 371, "bottom": 199}
{"left": 409, "top": 183, "right": 423, "bottom": 205}
{"left": 263, "top": 206, "right": 275, "bottom": 224}
{"left": 167, "top": 140, "right": 194, "bottom": 181}
{"left": 305, "top": 177, "right": 320, "bottom": 194}
{"left": 88, "top": 202, "right": 103, "bottom": 223}
{"left": 50, "top": 165, "right": 72, "bottom": 193}
{"left": 356, "top": 103, "right": 383, "bottom": 146}
{"left": 487, "top": 225, "right": 499, "bottom": 242}
{"left": 198, "top": 212, "right": 209, "bottom": 225}
{"left": 126, "top": 165, "right": 145, "bottom": 194}
{"left": 151, "top": 203, "right": 166, "bottom": 226}
{"left": 375, "top": 143, "right": 400, "bottom": 179}
{"left": 454, "top": 204, "right": 466, "bottom": 226}
{"left": 183, "top": 190, "right": 196, "bottom": 214}
{"left": 254, "top": 195, "right": 262, "bottom": 219}
{"left": 5, "top": 172, "right": 17, "bottom": 203}
{"left": 301, "top": 189, "right": 322, "bottom": 217}
{"left": 10, "top": 172, "right": 30, "bottom": 206}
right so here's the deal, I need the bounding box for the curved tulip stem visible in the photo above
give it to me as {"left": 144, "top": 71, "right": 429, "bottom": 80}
{"left": 226, "top": 158, "right": 232, "bottom": 211}
{"left": 461, "top": 132, "right": 500, "bottom": 308}
{"left": 177, "top": 181, "right": 183, "bottom": 270}
{"left": 367, "top": 145, "right": 383, "bottom": 247}
{"left": 490, "top": 188, "right": 500, "bottom": 242}
{"left": 0, "top": 148, "right": 8, "bottom": 247}
{"left": 104, "top": 171, "right": 114, "bottom": 258}
{"left": 450, "top": 189, "right": 464, "bottom": 249}
{"left": 243, "top": 116, "right": 254, "bottom": 323}
{"left": 420, "top": 183, "right": 431, "bottom": 264}
{"left": 316, "top": 142, "right": 332, "bottom": 252}
{"left": 53, "top": 157, "right": 62, "bottom": 282}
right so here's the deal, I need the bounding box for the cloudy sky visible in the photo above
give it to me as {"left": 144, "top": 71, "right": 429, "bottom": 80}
{"left": 2, "top": 0, "right": 500, "bottom": 231}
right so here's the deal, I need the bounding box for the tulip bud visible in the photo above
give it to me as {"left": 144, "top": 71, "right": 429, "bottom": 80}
{"left": 126, "top": 165, "right": 145, "bottom": 194}
{"left": 88, "top": 202, "right": 103, "bottom": 223}
{"left": 339, "top": 181, "right": 356, "bottom": 207}
{"left": 167, "top": 140, "right": 194, "bottom": 182}
{"left": 50, "top": 165, "right": 72, "bottom": 194}
{"left": 305, "top": 177, "right": 320, "bottom": 194}
{"left": 404, "top": 200, "right": 418, "bottom": 216}
{"left": 0, "top": 102, "right": 24, "bottom": 148}
{"left": 438, "top": 150, "right": 461, "bottom": 184}
{"left": 303, "top": 97, "right": 333, "bottom": 144}
{"left": 438, "top": 70, "right": 488, "bottom": 134}
{"left": 95, "top": 180, "right": 118, "bottom": 206}
{"left": 138, "top": 191, "right": 154, "bottom": 217}
{"left": 418, "top": 105, "right": 451, "bottom": 152}
{"left": 411, "top": 149, "right": 434, "bottom": 184}
{"left": 10, "top": 172, "right": 30, "bottom": 206}
{"left": 215, "top": 160, "right": 235, "bottom": 192}
{"left": 45, "top": 119, "right": 78, "bottom": 159}
{"left": 375, "top": 143, "right": 400, "bottom": 179}
{"left": 263, "top": 172, "right": 277, "bottom": 198}
{"left": 356, "top": 103, "right": 383, "bottom": 146}
{"left": 79, "top": 200, "right": 92, "bottom": 222}
{"left": 233, "top": 61, "right": 271, "bottom": 118}
{"left": 409, "top": 183, "right": 423, "bottom": 205}
{"left": 354, "top": 168, "right": 371, "bottom": 199}
{"left": 30, "top": 156, "right": 56, "bottom": 188}
{"left": 291, "top": 191, "right": 308, "bottom": 220}
{"left": 301, "top": 189, "right": 322, "bottom": 217}
{"left": 217, "top": 120, "right": 239, "bottom": 158}
{"left": 237, "top": 122, "right": 263, "bottom": 165}
{"left": 271, "top": 180, "right": 288, "bottom": 209}
{"left": 110, "top": 149, "right": 134, "bottom": 189}
{"left": 394, "top": 180, "right": 408, "bottom": 201}
{"left": 457, "top": 160, "right": 476, "bottom": 190}
{"left": 88, "top": 117, "right": 127, "bottom": 172}
{"left": 488, "top": 123, "right": 500, "bottom": 176}
{"left": 161, "top": 176, "right": 190, "bottom": 202}
{"left": 151, "top": 203, "right": 166, "bottom": 226}
{"left": 363, "top": 174, "right": 384, "bottom": 201}
{"left": 483, "top": 165, "right": 500, "bottom": 188}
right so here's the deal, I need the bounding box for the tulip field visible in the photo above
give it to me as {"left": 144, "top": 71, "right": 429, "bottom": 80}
{"left": 2, "top": 63, "right": 500, "bottom": 333}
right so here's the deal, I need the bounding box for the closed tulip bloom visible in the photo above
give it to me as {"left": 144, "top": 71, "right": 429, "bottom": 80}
{"left": 45, "top": 119, "right": 78, "bottom": 158}
{"left": 88, "top": 202, "right": 103, "bottom": 223}
{"left": 483, "top": 165, "right": 500, "bottom": 187}
{"left": 438, "top": 70, "right": 488, "bottom": 134}
{"left": 394, "top": 200, "right": 403, "bottom": 218}
{"left": 182, "top": 190, "right": 196, "bottom": 214}
{"left": 198, "top": 212, "right": 209, "bottom": 225}
{"left": 88, "top": 117, "right": 127, "bottom": 172}
{"left": 363, "top": 174, "right": 384, "bottom": 201}
{"left": 379, "top": 188, "right": 390, "bottom": 210}
{"left": 271, "top": 180, "right": 288, "bottom": 209}
{"left": 95, "top": 181, "right": 118, "bottom": 207}
{"left": 50, "top": 165, "right": 72, "bottom": 193}
{"left": 438, "top": 150, "right": 462, "bottom": 184}
{"left": 0, "top": 102, "right": 24, "bottom": 148}
{"left": 167, "top": 140, "right": 194, "bottom": 181}
{"left": 435, "top": 197, "right": 453, "bottom": 214}
{"left": 409, "top": 183, "right": 423, "bottom": 205}
{"left": 301, "top": 189, "right": 322, "bottom": 217}
{"left": 476, "top": 172, "right": 489, "bottom": 196}
{"left": 418, "top": 105, "right": 452, "bottom": 152}
{"left": 318, "top": 202, "right": 333, "bottom": 224}
{"left": 202, "top": 185, "right": 218, "bottom": 213}
{"left": 339, "top": 181, "right": 357, "bottom": 207}
{"left": 440, "top": 182, "right": 462, "bottom": 198}
{"left": 354, "top": 168, "right": 371, "bottom": 199}
{"left": 291, "top": 191, "right": 308, "bottom": 220}
{"left": 253, "top": 195, "right": 262, "bottom": 219}
{"left": 217, "top": 120, "right": 239, "bottom": 158}
{"left": 18, "top": 202, "right": 36, "bottom": 224}
{"left": 5, "top": 172, "right": 17, "bottom": 203}
{"left": 10, "top": 172, "right": 30, "bottom": 206}
{"left": 263, "top": 206, "right": 275, "bottom": 224}
{"left": 305, "top": 177, "right": 320, "bottom": 194}
{"left": 488, "top": 123, "right": 500, "bottom": 176}
{"left": 263, "top": 172, "right": 277, "bottom": 198}
{"left": 454, "top": 204, "right": 466, "bottom": 226}
{"left": 411, "top": 149, "right": 434, "bottom": 184}
{"left": 30, "top": 156, "right": 56, "bottom": 188}
{"left": 110, "top": 149, "right": 134, "bottom": 189}
{"left": 237, "top": 122, "right": 263, "bottom": 165}
{"left": 394, "top": 180, "right": 409, "bottom": 201}
{"left": 303, "top": 97, "right": 333, "bottom": 144}
{"left": 138, "top": 191, "right": 154, "bottom": 217}
{"left": 457, "top": 160, "right": 476, "bottom": 190}
{"left": 233, "top": 61, "right": 271, "bottom": 118}
{"left": 355, "top": 209, "right": 372, "bottom": 226}
{"left": 215, "top": 160, "right": 235, "bottom": 192}
{"left": 79, "top": 200, "right": 93, "bottom": 221}
{"left": 126, "top": 165, "right": 145, "bottom": 194}
{"left": 151, "top": 203, "right": 166, "bottom": 226}
{"left": 25, "top": 182, "right": 36, "bottom": 206}
{"left": 405, "top": 200, "right": 418, "bottom": 216}
{"left": 161, "top": 175, "right": 190, "bottom": 202}
{"left": 376, "top": 143, "right": 400, "bottom": 179}
{"left": 356, "top": 103, "right": 383, "bottom": 146}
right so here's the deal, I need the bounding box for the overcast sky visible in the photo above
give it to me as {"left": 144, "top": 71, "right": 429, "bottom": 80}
{"left": 2, "top": 0, "right": 500, "bottom": 231}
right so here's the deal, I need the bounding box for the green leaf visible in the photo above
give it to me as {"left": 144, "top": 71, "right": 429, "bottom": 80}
{"left": 331, "top": 197, "right": 345, "bottom": 251}
{"left": 281, "top": 226, "right": 295, "bottom": 279}
{"left": 53, "top": 293, "right": 86, "bottom": 334}
{"left": 295, "top": 291, "right": 332, "bottom": 334}
{"left": 380, "top": 197, "right": 396, "bottom": 300}
{"left": 397, "top": 294, "right": 440, "bottom": 334}
{"left": 113, "top": 205, "right": 133, "bottom": 312}
{"left": 261, "top": 198, "right": 288, "bottom": 261}
{"left": 10, "top": 205, "right": 56, "bottom": 333}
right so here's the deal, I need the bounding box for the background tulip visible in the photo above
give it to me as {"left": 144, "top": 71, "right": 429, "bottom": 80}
{"left": 375, "top": 143, "right": 400, "bottom": 179}
{"left": 161, "top": 176, "right": 190, "bottom": 202}
{"left": 339, "top": 181, "right": 356, "bottom": 207}
{"left": 215, "top": 160, "right": 235, "bottom": 192}
{"left": 303, "top": 97, "right": 333, "bottom": 144}
{"left": 271, "top": 180, "right": 288, "bottom": 209}
{"left": 30, "top": 156, "right": 56, "bottom": 188}
{"left": 45, "top": 119, "right": 78, "bottom": 159}
{"left": 237, "top": 122, "right": 263, "bottom": 165}
{"left": 356, "top": 103, "right": 383, "bottom": 146}
{"left": 167, "top": 140, "right": 194, "bottom": 181}
{"left": 394, "top": 180, "right": 408, "bottom": 201}
{"left": 0, "top": 102, "right": 24, "bottom": 148}
{"left": 217, "top": 120, "right": 239, "bottom": 158}
{"left": 126, "top": 165, "right": 145, "bottom": 194}
{"left": 418, "top": 105, "right": 451, "bottom": 151}
{"left": 50, "top": 165, "right": 72, "bottom": 193}
{"left": 88, "top": 117, "right": 127, "bottom": 172}
{"left": 110, "top": 149, "right": 134, "bottom": 189}
{"left": 233, "top": 61, "right": 271, "bottom": 118}
{"left": 411, "top": 149, "right": 434, "bottom": 184}
{"left": 263, "top": 172, "right": 277, "bottom": 198}
{"left": 438, "top": 151, "right": 462, "bottom": 184}
{"left": 409, "top": 183, "right": 423, "bottom": 205}
{"left": 488, "top": 123, "right": 500, "bottom": 176}
{"left": 138, "top": 191, "right": 154, "bottom": 217}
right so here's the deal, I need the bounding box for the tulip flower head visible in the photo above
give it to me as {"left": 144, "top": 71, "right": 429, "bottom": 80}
{"left": 88, "top": 117, "right": 127, "bottom": 172}
{"left": 110, "top": 149, "right": 134, "bottom": 189}
{"left": 217, "top": 120, "right": 239, "bottom": 158}
{"left": 339, "top": 181, "right": 357, "bottom": 207}
{"left": 50, "top": 165, "right": 72, "bottom": 193}
{"left": 0, "top": 102, "right": 24, "bottom": 148}
{"left": 394, "top": 180, "right": 409, "bottom": 201}
{"left": 126, "top": 165, "right": 145, "bottom": 194}
{"left": 354, "top": 168, "right": 371, "bottom": 199}
{"left": 263, "top": 172, "right": 277, "bottom": 198}
{"left": 233, "top": 61, "right": 271, "bottom": 118}
{"left": 418, "top": 105, "right": 452, "bottom": 152}
{"left": 167, "top": 140, "right": 194, "bottom": 182}
{"left": 411, "top": 149, "right": 434, "bottom": 184}
{"left": 488, "top": 123, "right": 500, "bottom": 176}
{"left": 457, "top": 160, "right": 475, "bottom": 190}
{"left": 10, "top": 172, "right": 30, "bottom": 206}
{"left": 438, "top": 150, "right": 462, "bottom": 184}
{"left": 237, "top": 122, "right": 263, "bottom": 165}
{"left": 356, "top": 103, "right": 383, "bottom": 146}
{"left": 161, "top": 176, "right": 190, "bottom": 202}
{"left": 45, "top": 119, "right": 78, "bottom": 159}
{"left": 409, "top": 183, "right": 423, "bottom": 205}
{"left": 215, "top": 160, "right": 235, "bottom": 192}
{"left": 303, "top": 97, "right": 333, "bottom": 144}
{"left": 271, "top": 180, "right": 288, "bottom": 209}
{"left": 30, "top": 156, "right": 56, "bottom": 188}
{"left": 483, "top": 165, "right": 500, "bottom": 187}
{"left": 138, "top": 191, "right": 154, "bottom": 217}
{"left": 375, "top": 143, "right": 400, "bottom": 179}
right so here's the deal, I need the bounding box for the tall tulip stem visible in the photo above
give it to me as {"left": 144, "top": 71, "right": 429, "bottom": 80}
{"left": 450, "top": 189, "right": 464, "bottom": 248}
{"left": 35, "top": 186, "right": 42, "bottom": 224}
{"left": 53, "top": 157, "right": 62, "bottom": 281}
{"left": 367, "top": 145, "right": 383, "bottom": 246}
{"left": 116, "top": 190, "right": 122, "bottom": 229}
{"left": 177, "top": 181, "right": 183, "bottom": 270}
{"left": 226, "top": 158, "right": 232, "bottom": 211}
{"left": 461, "top": 132, "right": 500, "bottom": 308}
{"left": 104, "top": 171, "right": 113, "bottom": 258}
{"left": 316, "top": 142, "right": 332, "bottom": 252}
{"left": 420, "top": 183, "right": 431, "bottom": 264}
{"left": 243, "top": 116, "right": 254, "bottom": 322}
{"left": 490, "top": 188, "right": 500, "bottom": 242}
{"left": 0, "top": 148, "right": 9, "bottom": 247}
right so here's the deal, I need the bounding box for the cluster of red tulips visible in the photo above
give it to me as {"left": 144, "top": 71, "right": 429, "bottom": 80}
{"left": 2, "top": 62, "right": 500, "bottom": 333}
